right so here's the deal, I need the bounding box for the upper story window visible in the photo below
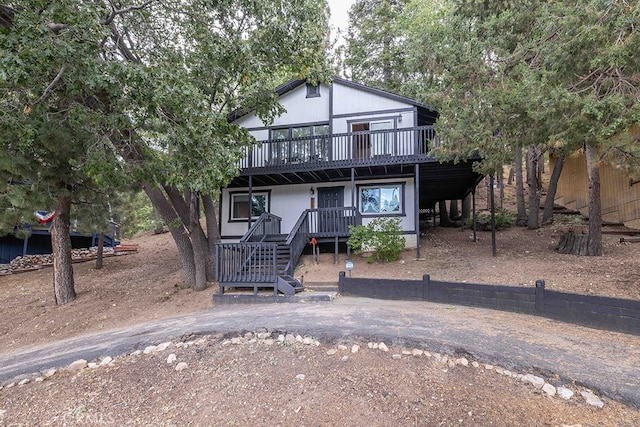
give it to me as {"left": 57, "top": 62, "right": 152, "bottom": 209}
{"left": 359, "top": 184, "right": 404, "bottom": 215}
{"left": 306, "top": 83, "right": 320, "bottom": 98}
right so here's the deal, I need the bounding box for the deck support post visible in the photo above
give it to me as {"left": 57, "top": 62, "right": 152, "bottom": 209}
{"left": 334, "top": 236, "right": 339, "bottom": 264}
{"left": 472, "top": 188, "right": 477, "bottom": 243}
{"left": 248, "top": 175, "right": 253, "bottom": 231}
{"left": 350, "top": 168, "right": 355, "bottom": 208}
{"left": 490, "top": 174, "right": 496, "bottom": 257}
{"left": 415, "top": 164, "right": 421, "bottom": 259}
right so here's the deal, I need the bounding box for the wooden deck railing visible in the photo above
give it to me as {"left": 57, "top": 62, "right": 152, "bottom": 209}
{"left": 240, "top": 212, "right": 282, "bottom": 242}
{"left": 239, "top": 126, "right": 436, "bottom": 172}
{"left": 218, "top": 207, "right": 362, "bottom": 287}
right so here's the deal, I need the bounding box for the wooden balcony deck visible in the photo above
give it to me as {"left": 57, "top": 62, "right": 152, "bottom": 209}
{"left": 238, "top": 126, "right": 437, "bottom": 175}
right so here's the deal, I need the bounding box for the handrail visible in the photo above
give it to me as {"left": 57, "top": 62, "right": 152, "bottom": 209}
{"left": 239, "top": 125, "right": 437, "bottom": 171}
{"left": 240, "top": 212, "right": 282, "bottom": 242}
{"left": 283, "top": 209, "right": 311, "bottom": 275}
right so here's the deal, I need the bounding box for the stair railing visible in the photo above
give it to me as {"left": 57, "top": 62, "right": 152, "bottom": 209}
{"left": 283, "top": 209, "right": 311, "bottom": 276}
{"left": 240, "top": 212, "right": 282, "bottom": 242}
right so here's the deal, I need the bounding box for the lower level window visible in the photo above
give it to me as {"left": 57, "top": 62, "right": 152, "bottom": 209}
{"left": 231, "top": 192, "right": 268, "bottom": 221}
{"left": 360, "top": 185, "right": 402, "bottom": 214}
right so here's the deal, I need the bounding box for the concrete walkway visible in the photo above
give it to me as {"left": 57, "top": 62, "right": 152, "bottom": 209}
{"left": 1, "top": 296, "right": 639, "bottom": 408}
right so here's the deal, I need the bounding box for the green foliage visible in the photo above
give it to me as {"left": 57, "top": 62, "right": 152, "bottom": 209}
{"left": 467, "top": 208, "right": 515, "bottom": 231}
{"left": 348, "top": 217, "right": 406, "bottom": 263}
{"left": 116, "top": 191, "right": 159, "bottom": 238}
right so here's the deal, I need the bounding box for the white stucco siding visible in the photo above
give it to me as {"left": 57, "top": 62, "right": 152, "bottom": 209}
{"left": 270, "top": 84, "right": 330, "bottom": 127}
{"left": 332, "top": 84, "right": 415, "bottom": 118}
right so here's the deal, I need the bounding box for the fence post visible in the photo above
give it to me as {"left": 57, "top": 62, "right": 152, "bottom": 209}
{"left": 339, "top": 271, "right": 346, "bottom": 294}
{"left": 422, "top": 274, "right": 430, "bottom": 301}
{"left": 535, "top": 280, "right": 545, "bottom": 313}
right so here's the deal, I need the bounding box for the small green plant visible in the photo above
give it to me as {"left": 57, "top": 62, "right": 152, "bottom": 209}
{"left": 466, "top": 208, "right": 515, "bottom": 231}
{"left": 348, "top": 217, "right": 406, "bottom": 263}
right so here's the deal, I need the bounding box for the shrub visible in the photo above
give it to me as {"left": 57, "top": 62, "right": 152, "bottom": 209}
{"left": 466, "top": 208, "right": 515, "bottom": 231}
{"left": 347, "top": 217, "right": 406, "bottom": 263}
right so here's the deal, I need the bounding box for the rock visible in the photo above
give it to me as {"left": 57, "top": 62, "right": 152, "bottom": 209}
{"left": 495, "top": 368, "right": 504, "bottom": 375}
{"left": 484, "top": 364, "right": 493, "bottom": 370}
{"left": 424, "top": 351, "right": 431, "bottom": 357}
{"left": 296, "top": 374, "right": 306, "bottom": 380}
{"left": 440, "top": 356, "right": 449, "bottom": 365}
{"left": 557, "top": 387, "right": 574, "bottom": 400}
{"left": 0, "top": 409, "right": 6, "bottom": 417}
{"left": 378, "top": 342, "right": 389, "bottom": 352}
{"left": 88, "top": 362, "right": 98, "bottom": 369}
{"left": 41, "top": 368, "right": 57, "bottom": 378}
{"left": 392, "top": 354, "right": 402, "bottom": 360}
{"left": 434, "top": 353, "right": 442, "bottom": 362}
{"left": 18, "top": 378, "right": 30, "bottom": 386}
{"left": 67, "top": 359, "right": 87, "bottom": 372}
{"left": 131, "top": 350, "right": 142, "bottom": 356}
{"left": 175, "top": 362, "right": 188, "bottom": 372}
{"left": 244, "top": 332, "right": 254, "bottom": 340}
{"left": 156, "top": 342, "right": 172, "bottom": 351}
{"left": 327, "top": 349, "right": 338, "bottom": 355}
{"left": 264, "top": 339, "right": 274, "bottom": 346}
{"left": 456, "top": 358, "right": 469, "bottom": 367}
{"left": 143, "top": 345, "right": 158, "bottom": 354}
{"left": 231, "top": 337, "right": 242, "bottom": 345}
{"left": 34, "top": 377, "right": 45, "bottom": 383}
{"left": 368, "top": 342, "right": 374, "bottom": 349}
{"left": 447, "top": 360, "right": 456, "bottom": 368}
{"left": 5, "top": 382, "right": 15, "bottom": 389}
{"left": 351, "top": 345, "right": 360, "bottom": 353}
{"left": 542, "top": 383, "right": 556, "bottom": 396}
{"left": 296, "top": 335, "right": 304, "bottom": 343}
{"left": 412, "top": 349, "right": 423, "bottom": 356}
{"left": 341, "top": 355, "right": 349, "bottom": 362}
{"left": 285, "top": 334, "right": 295, "bottom": 345}
{"left": 221, "top": 340, "right": 231, "bottom": 347}
{"left": 99, "top": 356, "right": 113, "bottom": 366}
{"left": 581, "top": 390, "right": 604, "bottom": 408}
{"left": 302, "top": 337, "right": 314, "bottom": 345}
{"left": 337, "top": 344, "right": 348, "bottom": 351}
{"left": 257, "top": 332, "right": 271, "bottom": 340}
{"left": 166, "top": 354, "right": 177, "bottom": 364}
{"left": 471, "top": 361, "right": 480, "bottom": 368}
{"left": 313, "top": 340, "right": 321, "bottom": 346}
{"left": 277, "top": 334, "right": 285, "bottom": 342}
{"left": 522, "top": 374, "right": 545, "bottom": 389}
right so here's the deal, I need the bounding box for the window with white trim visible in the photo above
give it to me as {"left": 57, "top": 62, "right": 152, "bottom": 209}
{"left": 230, "top": 192, "right": 269, "bottom": 221}
{"left": 359, "top": 185, "right": 402, "bottom": 215}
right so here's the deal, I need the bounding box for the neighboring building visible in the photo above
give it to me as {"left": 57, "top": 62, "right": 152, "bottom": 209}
{"left": 216, "top": 77, "right": 483, "bottom": 295}
{"left": 551, "top": 152, "right": 640, "bottom": 230}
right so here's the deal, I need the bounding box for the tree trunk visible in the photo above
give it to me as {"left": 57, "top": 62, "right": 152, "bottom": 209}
{"left": 189, "top": 192, "right": 208, "bottom": 291}
{"left": 449, "top": 199, "right": 459, "bottom": 220}
{"left": 202, "top": 194, "right": 221, "bottom": 282}
{"left": 498, "top": 168, "right": 504, "bottom": 208}
{"left": 585, "top": 143, "right": 603, "bottom": 256}
{"left": 143, "top": 183, "right": 197, "bottom": 287}
{"left": 461, "top": 193, "right": 472, "bottom": 221}
{"left": 153, "top": 207, "right": 164, "bottom": 234}
{"left": 542, "top": 154, "right": 565, "bottom": 224}
{"left": 438, "top": 200, "right": 453, "bottom": 227}
{"left": 514, "top": 146, "right": 527, "bottom": 226}
{"left": 95, "top": 233, "right": 104, "bottom": 270}
{"left": 526, "top": 145, "right": 540, "bottom": 229}
{"left": 51, "top": 195, "right": 76, "bottom": 305}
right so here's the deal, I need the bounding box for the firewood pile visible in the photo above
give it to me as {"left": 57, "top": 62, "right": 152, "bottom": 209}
{"left": 0, "top": 245, "right": 138, "bottom": 275}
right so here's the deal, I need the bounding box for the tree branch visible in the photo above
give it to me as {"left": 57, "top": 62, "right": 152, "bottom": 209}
{"left": 103, "top": 0, "right": 155, "bottom": 25}
{"left": 33, "top": 64, "right": 67, "bottom": 105}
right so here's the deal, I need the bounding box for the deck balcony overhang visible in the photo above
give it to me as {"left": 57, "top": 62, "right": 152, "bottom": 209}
{"left": 228, "top": 125, "right": 483, "bottom": 207}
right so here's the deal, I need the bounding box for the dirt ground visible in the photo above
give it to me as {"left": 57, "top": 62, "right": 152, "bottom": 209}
{"left": 1, "top": 216, "right": 640, "bottom": 425}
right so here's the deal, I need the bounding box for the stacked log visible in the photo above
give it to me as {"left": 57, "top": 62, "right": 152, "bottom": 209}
{"left": 0, "top": 245, "right": 137, "bottom": 275}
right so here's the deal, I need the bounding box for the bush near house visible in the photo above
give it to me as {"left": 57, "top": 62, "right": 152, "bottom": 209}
{"left": 348, "top": 217, "right": 406, "bottom": 263}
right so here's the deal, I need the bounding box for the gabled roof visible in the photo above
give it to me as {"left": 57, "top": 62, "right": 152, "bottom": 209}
{"left": 227, "top": 76, "right": 439, "bottom": 123}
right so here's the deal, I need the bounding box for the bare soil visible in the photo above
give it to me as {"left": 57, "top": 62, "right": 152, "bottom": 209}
{"left": 1, "top": 217, "right": 640, "bottom": 425}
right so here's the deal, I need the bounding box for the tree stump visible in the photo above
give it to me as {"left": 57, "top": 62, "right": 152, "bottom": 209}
{"left": 556, "top": 232, "right": 589, "bottom": 255}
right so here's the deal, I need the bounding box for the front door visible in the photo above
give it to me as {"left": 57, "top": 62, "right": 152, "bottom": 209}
{"left": 317, "top": 187, "right": 344, "bottom": 234}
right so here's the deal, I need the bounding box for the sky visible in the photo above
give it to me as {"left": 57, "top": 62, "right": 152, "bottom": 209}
{"left": 326, "top": 0, "right": 355, "bottom": 46}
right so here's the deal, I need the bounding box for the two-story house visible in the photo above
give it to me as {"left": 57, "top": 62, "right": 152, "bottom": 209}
{"left": 215, "top": 77, "right": 483, "bottom": 295}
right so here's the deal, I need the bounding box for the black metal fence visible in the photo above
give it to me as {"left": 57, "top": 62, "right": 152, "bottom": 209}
{"left": 338, "top": 274, "right": 640, "bottom": 335}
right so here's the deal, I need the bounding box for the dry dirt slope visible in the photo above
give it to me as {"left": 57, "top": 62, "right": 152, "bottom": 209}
{"left": 0, "top": 223, "right": 639, "bottom": 425}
